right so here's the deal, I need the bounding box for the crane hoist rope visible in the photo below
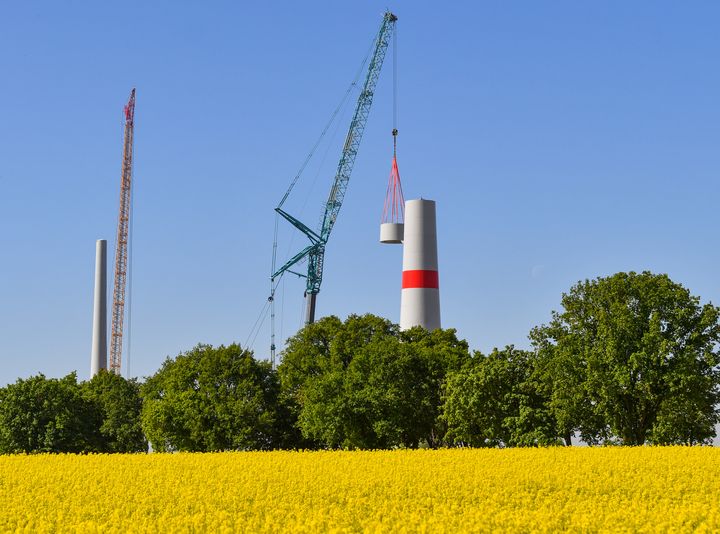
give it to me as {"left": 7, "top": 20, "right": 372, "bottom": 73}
{"left": 266, "top": 11, "right": 397, "bottom": 367}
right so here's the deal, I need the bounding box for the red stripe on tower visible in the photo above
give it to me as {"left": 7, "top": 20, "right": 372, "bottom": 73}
{"left": 402, "top": 270, "right": 439, "bottom": 289}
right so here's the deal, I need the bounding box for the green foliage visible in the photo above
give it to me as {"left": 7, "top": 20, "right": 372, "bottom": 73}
{"left": 0, "top": 373, "right": 99, "bottom": 454}
{"left": 279, "top": 314, "right": 469, "bottom": 449}
{"left": 3, "top": 270, "right": 718, "bottom": 453}
{"left": 530, "top": 271, "right": 720, "bottom": 445}
{"left": 81, "top": 371, "right": 147, "bottom": 453}
{"left": 442, "top": 347, "right": 562, "bottom": 447}
{"left": 140, "top": 343, "right": 292, "bottom": 452}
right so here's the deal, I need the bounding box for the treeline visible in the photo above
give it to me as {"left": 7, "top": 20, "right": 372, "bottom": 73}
{"left": 1, "top": 271, "right": 719, "bottom": 453}
{"left": 0, "top": 372, "right": 146, "bottom": 453}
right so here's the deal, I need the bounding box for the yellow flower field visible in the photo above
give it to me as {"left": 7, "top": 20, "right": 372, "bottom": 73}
{"left": 1, "top": 447, "right": 719, "bottom": 532}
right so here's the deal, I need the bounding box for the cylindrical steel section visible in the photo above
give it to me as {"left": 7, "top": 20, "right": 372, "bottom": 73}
{"left": 91, "top": 239, "right": 108, "bottom": 377}
{"left": 400, "top": 199, "right": 440, "bottom": 330}
{"left": 380, "top": 222, "right": 404, "bottom": 244}
{"left": 305, "top": 292, "right": 317, "bottom": 325}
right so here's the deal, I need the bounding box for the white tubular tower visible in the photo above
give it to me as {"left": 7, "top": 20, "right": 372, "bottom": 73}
{"left": 399, "top": 199, "right": 441, "bottom": 331}
{"left": 90, "top": 239, "right": 108, "bottom": 377}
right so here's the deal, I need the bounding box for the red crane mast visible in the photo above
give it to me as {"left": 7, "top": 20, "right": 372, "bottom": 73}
{"left": 109, "top": 88, "right": 136, "bottom": 375}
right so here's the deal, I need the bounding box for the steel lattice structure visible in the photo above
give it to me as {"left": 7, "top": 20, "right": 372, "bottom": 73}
{"left": 272, "top": 12, "right": 397, "bottom": 325}
{"left": 109, "top": 88, "right": 135, "bottom": 375}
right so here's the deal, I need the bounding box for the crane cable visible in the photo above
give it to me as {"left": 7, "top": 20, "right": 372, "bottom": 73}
{"left": 276, "top": 37, "right": 376, "bottom": 212}
{"left": 393, "top": 22, "right": 398, "bottom": 155}
{"left": 245, "top": 277, "right": 280, "bottom": 350}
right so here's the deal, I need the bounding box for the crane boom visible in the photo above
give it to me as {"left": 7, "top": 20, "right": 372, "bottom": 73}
{"left": 272, "top": 12, "right": 397, "bottom": 325}
{"left": 109, "top": 88, "right": 136, "bottom": 375}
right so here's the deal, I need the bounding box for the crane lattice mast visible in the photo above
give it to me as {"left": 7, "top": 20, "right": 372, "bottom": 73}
{"left": 270, "top": 12, "right": 396, "bottom": 353}
{"left": 109, "top": 88, "right": 136, "bottom": 375}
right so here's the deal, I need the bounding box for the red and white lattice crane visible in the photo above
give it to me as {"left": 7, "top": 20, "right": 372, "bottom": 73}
{"left": 109, "top": 88, "right": 135, "bottom": 375}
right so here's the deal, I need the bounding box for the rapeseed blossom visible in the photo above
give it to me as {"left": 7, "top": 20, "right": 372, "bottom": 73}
{"left": 1, "top": 447, "right": 718, "bottom": 532}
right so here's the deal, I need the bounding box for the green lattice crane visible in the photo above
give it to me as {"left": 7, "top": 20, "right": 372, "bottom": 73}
{"left": 270, "top": 12, "right": 397, "bottom": 348}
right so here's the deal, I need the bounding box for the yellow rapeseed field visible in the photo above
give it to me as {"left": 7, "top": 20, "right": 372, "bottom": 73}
{"left": 1, "top": 447, "right": 719, "bottom": 532}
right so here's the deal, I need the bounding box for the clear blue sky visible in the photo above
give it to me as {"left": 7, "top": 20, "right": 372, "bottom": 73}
{"left": 1, "top": 1, "right": 719, "bottom": 387}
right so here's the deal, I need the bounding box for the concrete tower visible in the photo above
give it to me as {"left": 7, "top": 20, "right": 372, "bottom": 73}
{"left": 399, "top": 199, "right": 441, "bottom": 330}
{"left": 90, "top": 239, "right": 108, "bottom": 377}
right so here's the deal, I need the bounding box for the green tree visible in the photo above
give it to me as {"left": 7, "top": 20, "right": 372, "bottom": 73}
{"left": 0, "top": 373, "right": 99, "bottom": 453}
{"left": 343, "top": 336, "right": 447, "bottom": 448}
{"left": 279, "top": 315, "right": 390, "bottom": 449}
{"left": 530, "top": 271, "right": 720, "bottom": 445}
{"left": 401, "top": 327, "right": 472, "bottom": 445}
{"left": 141, "top": 344, "right": 289, "bottom": 452}
{"left": 272, "top": 316, "right": 347, "bottom": 450}
{"left": 81, "top": 370, "right": 147, "bottom": 453}
{"left": 442, "top": 346, "right": 561, "bottom": 447}
{"left": 279, "top": 314, "right": 469, "bottom": 449}
{"left": 278, "top": 315, "right": 349, "bottom": 402}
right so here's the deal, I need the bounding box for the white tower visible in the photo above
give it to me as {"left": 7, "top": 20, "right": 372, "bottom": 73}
{"left": 90, "top": 239, "right": 108, "bottom": 377}
{"left": 399, "top": 199, "right": 441, "bottom": 330}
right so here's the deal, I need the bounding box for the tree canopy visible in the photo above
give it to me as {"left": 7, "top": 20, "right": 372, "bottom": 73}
{"left": 0, "top": 373, "right": 98, "bottom": 453}
{"left": 141, "top": 343, "right": 292, "bottom": 452}
{"left": 279, "top": 314, "right": 469, "bottom": 449}
{"left": 443, "top": 346, "right": 562, "bottom": 447}
{"left": 81, "top": 370, "right": 147, "bottom": 453}
{"left": 531, "top": 271, "right": 720, "bottom": 445}
{"left": 2, "top": 271, "right": 718, "bottom": 454}
{"left": 0, "top": 371, "right": 147, "bottom": 454}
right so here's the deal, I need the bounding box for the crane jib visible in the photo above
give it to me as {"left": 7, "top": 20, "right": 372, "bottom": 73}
{"left": 109, "top": 88, "right": 136, "bottom": 375}
{"left": 271, "top": 12, "right": 397, "bottom": 328}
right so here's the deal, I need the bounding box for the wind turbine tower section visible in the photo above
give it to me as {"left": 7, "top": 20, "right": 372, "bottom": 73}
{"left": 90, "top": 239, "right": 108, "bottom": 377}
{"left": 399, "top": 199, "right": 441, "bottom": 331}
{"left": 109, "top": 88, "right": 136, "bottom": 375}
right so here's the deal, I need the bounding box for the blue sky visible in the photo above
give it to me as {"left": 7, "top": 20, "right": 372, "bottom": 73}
{"left": 1, "top": 1, "right": 719, "bottom": 387}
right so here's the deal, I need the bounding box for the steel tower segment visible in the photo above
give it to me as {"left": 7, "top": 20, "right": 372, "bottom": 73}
{"left": 271, "top": 12, "right": 397, "bottom": 324}
{"left": 109, "top": 88, "right": 136, "bottom": 375}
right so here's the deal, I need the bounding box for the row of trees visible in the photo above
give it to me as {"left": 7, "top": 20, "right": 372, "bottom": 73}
{"left": 1, "top": 271, "right": 719, "bottom": 453}
{"left": 0, "top": 371, "right": 145, "bottom": 453}
{"left": 446, "top": 272, "right": 720, "bottom": 446}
